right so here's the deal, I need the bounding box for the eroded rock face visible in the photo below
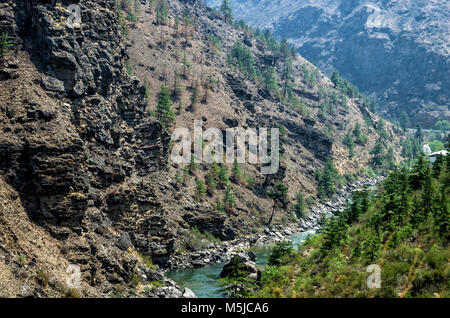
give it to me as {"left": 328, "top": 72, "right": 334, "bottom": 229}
{"left": 0, "top": 0, "right": 171, "bottom": 296}
{"left": 208, "top": 0, "right": 450, "bottom": 128}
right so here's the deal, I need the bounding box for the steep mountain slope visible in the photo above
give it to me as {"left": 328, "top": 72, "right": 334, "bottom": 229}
{"left": 208, "top": 0, "right": 450, "bottom": 128}
{"left": 0, "top": 0, "right": 400, "bottom": 297}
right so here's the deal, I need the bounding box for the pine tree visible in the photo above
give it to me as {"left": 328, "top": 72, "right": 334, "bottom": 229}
{"left": 294, "top": 191, "right": 306, "bottom": 218}
{"left": 155, "top": 86, "right": 175, "bottom": 127}
{"left": 415, "top": 125, "right": 424, "bottom": 144}
{"left": 316, "top": 158, "right": 340, "bottom": 198}
{"left": 218, "top": 165, "right": 229, "bottom": 188}
{"left": 410, "top": 153, "right": 429, "bottom": 190}
{"left": 383, "top": 147, "right": 395, "bottom": 170}
{"left": 370, "top": 141, "right": 385, "bottom": 168}
{"left": 143, "top": 78, "right": 151, "bottom": 106}
{"left": 267, "top": 183, "right": 289, "bottom": 226}
{"left": 172, "top": 71, "right": 182, "bottom": 100}
{"left": 220, "top": 0, "right": 233, "bottom": 23}
{"left": 281, "top": 58, "right": 292, "bottom": 98}
{"left": 262, "top": 66, "right": 278, "bottom": 95}
{"left": 182, "top": 52, "right": 191, "bottom": 78}
{"left": 0, "top": 32, "right": 13, "bottom": 62}
{"left": 231, "top": 159, "right": 242, "bottom": 182}
{"left": 156, "top": 0, "right": 168, "bottom": 25}
{"left": 342, "top": 132, "right": 355, "bottom": 158}
{"left": 223, "top": 185, "right": 236, "bottom": 211}
{"left": 195, "top": 180, "right": 207, "bottom": 201}
{"left": 191, "top": 79, "right": 200, "bottom": 111}
{"left": 206, "top": 173, "right": 217, "bottom": 195}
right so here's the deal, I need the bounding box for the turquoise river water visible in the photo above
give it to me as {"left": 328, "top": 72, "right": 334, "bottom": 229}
{"left": 167, "top": 229, "right": 316, "bottom": 298}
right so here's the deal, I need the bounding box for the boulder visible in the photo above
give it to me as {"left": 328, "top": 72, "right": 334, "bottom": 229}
{"left": 220, "top": 253, "right": 258, "bottom": 278}
{"left": 41, "top": 76, "right": 65, "bottom": 92}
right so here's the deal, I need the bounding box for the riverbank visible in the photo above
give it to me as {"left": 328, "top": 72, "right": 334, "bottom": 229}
{"left": 166, "top": 176, "right": 384, "bottom": 271}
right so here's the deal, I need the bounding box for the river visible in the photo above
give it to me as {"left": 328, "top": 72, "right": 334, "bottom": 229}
{"left": 166, "top": 229, "right": 317, "bottom": 298}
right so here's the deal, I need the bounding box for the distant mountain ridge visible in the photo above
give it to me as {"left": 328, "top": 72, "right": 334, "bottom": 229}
{"left": 208, "top": 0, "right": 450, "bottom": 128}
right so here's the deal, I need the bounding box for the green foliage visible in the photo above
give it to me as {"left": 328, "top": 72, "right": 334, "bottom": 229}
{"left": 267, "top": 183, "right": 289, "bottom": 226}
{"left": 231, "top": 159, "right": 242, "bottom": 181}
{"left": 227, "top": 41, "right": 259, "bottom": 80}
{"left": 370, "top": 140, "right": 385, "bottom": 168}
{"left": 195, "top": 179, "right": 207, "bottom": 201}
{"left": 191, "top": 79, "right": 200, "bottom": 107}
{"left": 294, "top": 191, "right": 306, "bottom": 218}
{"left": 401, "top": 134, "right": 421, "bottom": 159}
{"left": 435, "top": 120, "right": 450, "bottom": 133}
{"left": 268, "top": 242, "right": 295, "bottom": 266}
{"left": 399, "top": 111, "right": 411, "bottom": 130}
{"left": 206, "top": 172, "right": 217, "bottom": 195}
{"left": 301, "top": 63, "right": 318, "bottom": 87}
{"left": 156, "top": 0, "right": 169, "bottom": 24}
{"left": 428, "top": 140, "right": 444, "bottom": 152}
{"left": 254, "top": 158, "right": 450, "bottom": 298}
{"left": 207, "top": 34, "right": 222, "bottom": 52}
{"left": 331, "top": 71, "right": 376, "bottom": 112}
{"left": 223, "top": 185, "right": 236, "bottom": 211}
{"left": 220, "top": 0, "right": 233, "bottom": 23}
{"left": 137, "top": 252, "right": 156, "bottom": 270}
{"left": 281, "top": 58, "right": 293, "bottom": 98}
{"left": 267, "top": 183, "right": 289, "bottom": 207}
{"left": 0, "top": 32, "right": 13, "bottom": 61}
{"left": 126, "top": 60, "right": 134, "bottom": 76}
{"left": 353, "top": 122, "right": 368, "bottom": 145}
{"left": 172, "top": 72, "right": 183, "bottom": 100}
{"left": 262, "top": 66, "right": 279, "bottom": 94}
{"left": 143, "top": 78, "right": 151, "bottom": 106}
{"left": 155, "top": 86, "right": 175, "bottom": 127}
{"left": 218, "top": 165, "right": 229, "bottom": 188}
{"left": 316, "top": 158, "right": 341, "bottom": 198}
{"left": 342, "top": 132, "right": 355, "bottom": 158}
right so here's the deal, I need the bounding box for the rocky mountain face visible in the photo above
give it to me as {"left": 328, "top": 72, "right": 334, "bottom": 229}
{"left": 0, "top": 0, "right": 400, "bottom": 297}
{"left": 208, "top": 0, "right": 450, "bottom": 128}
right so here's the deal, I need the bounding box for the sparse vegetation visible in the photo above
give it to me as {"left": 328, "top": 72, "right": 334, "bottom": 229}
{"left": 0, "top": 32, "right": 13, "bottom": 62}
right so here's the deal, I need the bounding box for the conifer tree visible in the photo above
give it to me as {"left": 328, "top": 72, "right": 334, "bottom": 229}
{"left": 267, "top": 183, "right": 289, "bottom": 226}
{"left": 281, "top": 58, "right": 293, "bottom": 98}
{"left": 223, "top": 185, "right": 236, "bottom": 211}
{"left": 172, "top": 71, "right": 182, "bottom": 100}
{"left": 231, "top": 159, "right": 242, "bottom": 181}
{"left": 218, "top": 165, "right": 229, "bottom": 188}
{"left": 0, "top": 32, "right": 13, "bottom": 62}
{"left": 155, "top": 86, "right": 175, "bottom": 127}
{"left": 206, "top": 173, "right": 217, "bottom": 195}
{"left": 156, "top": 0, "right": 168, "bottom": 25}
{"left": 294, "top": 191, "right": 306, "bottom": 218}
{"left": 195, "top": 179, "right": 207, "bottom": 201}
{"left": 191, "top": 79, "right": 200, "bottom": 111}
{"left": 316, "top": 158, "right": 340, "bottom": 198}
{"left": 220, "top": 0, "right": 233, "bottom": 23}
{"left": 370, "top": 141, "right": 385, "bottom": 168}
{"left": 342, "top": 132, "right": 355, "bottom": 158}
{"left": 262, "top": 66, "right": 278, "bottom": 95}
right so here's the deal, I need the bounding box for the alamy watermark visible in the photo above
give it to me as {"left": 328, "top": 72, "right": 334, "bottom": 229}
{"left": 66, "top": 4, "right": 82, "bottom": 29}
{"left": 366, "top": 264, "right": 381, "bottom": 289}
{"left": 170, "top": 121, "right": 280, "bottom": 174}
{"left": 66, "top": 264, "right": 81, "bottom": 289}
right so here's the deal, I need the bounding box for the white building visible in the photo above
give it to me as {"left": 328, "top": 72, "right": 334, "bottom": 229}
{"left": 428, "top": 150, "right": 448, "bottom": 164}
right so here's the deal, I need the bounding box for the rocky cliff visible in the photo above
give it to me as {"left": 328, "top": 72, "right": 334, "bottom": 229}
{"left": 208, "top": 0, "right": 450, "bottom": 128}
{"left": 0, "top": 0, "right": 400, "bottom": 297}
